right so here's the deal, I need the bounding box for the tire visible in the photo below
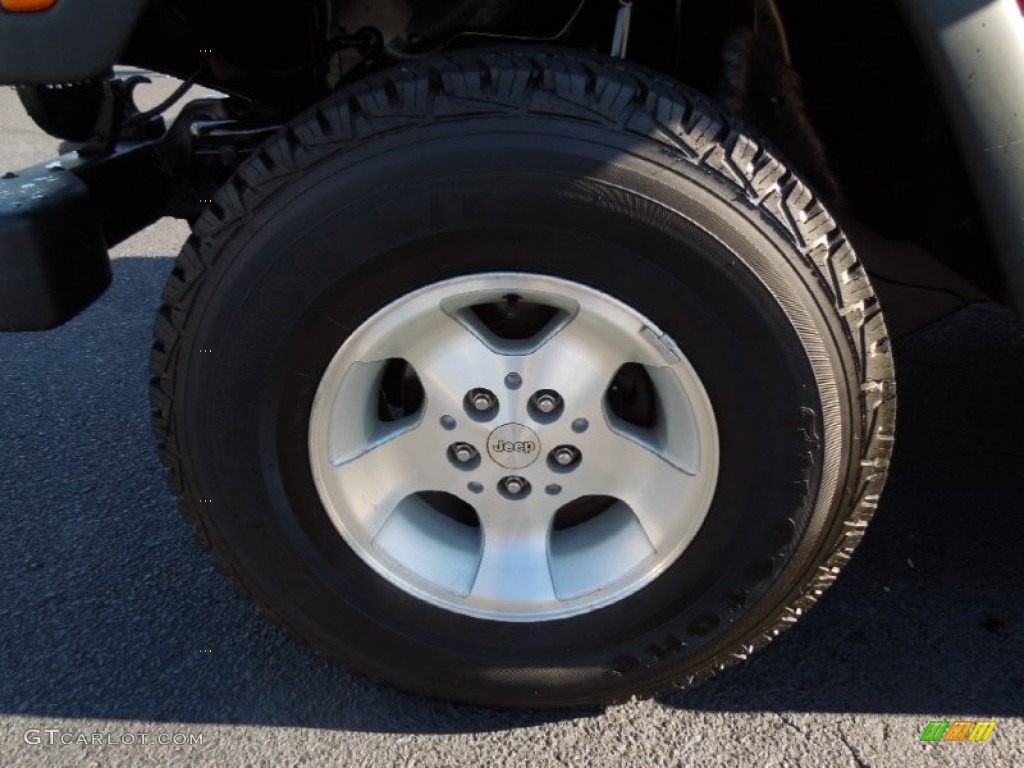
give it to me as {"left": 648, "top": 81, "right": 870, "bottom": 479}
{"left": 150, "top": 49, "right": 895, "bottom": 707}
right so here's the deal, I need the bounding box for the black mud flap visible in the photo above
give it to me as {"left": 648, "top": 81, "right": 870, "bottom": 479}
{"left": 0, "top": 159, "right": 110, "bottom": 331}
{"left": 0, "top": 132, "right": 190, "bottom": 332}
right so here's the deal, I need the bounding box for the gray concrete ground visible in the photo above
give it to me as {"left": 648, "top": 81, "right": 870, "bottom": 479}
{"left": 0, "top": 78, "right": 1022, "bottom": 767}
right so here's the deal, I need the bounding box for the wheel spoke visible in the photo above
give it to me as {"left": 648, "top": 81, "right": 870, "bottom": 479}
{"left": 470, "top": 503, "right": 558, "bottom": 607}
{"left": 519, "top": 313, "right": 621, "bottom": 418}
{"left": 361, "top": 306, "right": 510, "bottom": 416}
{"left": 574, "top": 425, "right": 707, "bottom": 552}
{"left": 323, "top": 423, "right": 448, "bottom": 537}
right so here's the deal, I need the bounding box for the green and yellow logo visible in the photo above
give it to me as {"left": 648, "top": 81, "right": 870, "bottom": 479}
{"left": 920, "top": 720, "right": 996, "bottom": 742}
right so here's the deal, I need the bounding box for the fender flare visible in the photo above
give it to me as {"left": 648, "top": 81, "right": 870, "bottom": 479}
{"left": 897, "top": 0, "right": 1024, "bottom": 313}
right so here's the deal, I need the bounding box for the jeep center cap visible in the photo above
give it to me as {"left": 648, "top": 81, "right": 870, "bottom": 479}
{"left": 487, "top": 423, "right": 540, "bottom": 470}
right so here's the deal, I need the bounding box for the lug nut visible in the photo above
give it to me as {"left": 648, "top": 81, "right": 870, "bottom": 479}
{"left": 532, "top": 393, "right": 565, "bottom": 417}
{"left": 469, "top": 389, "right": 497, "bottom": 412}
{"left": 451, "top": 443, "right": 477, "bottom": 463}
{"left": 553, "top": 447, "right": 578, "bottom": 466}
{"left": 531, "top": 390, "right": 562, "bottom": 415}
{"left": 502, "top": 476, "right": 527, "bottom": 495}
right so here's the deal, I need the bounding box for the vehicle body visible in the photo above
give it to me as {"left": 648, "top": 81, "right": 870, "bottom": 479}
{"left": 0, "top": 0, "right": 1016, "bottom": 707}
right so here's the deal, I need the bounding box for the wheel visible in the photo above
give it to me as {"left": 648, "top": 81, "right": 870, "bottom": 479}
{"left": 150, "top": 49, "right": 895, "bottom": 707}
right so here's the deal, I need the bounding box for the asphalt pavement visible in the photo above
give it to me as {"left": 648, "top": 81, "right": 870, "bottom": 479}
{"left": 0, "top": 80, "right": 1022, "bottom": 768}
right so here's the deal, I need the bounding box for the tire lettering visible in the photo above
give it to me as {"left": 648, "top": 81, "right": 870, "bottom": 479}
{"left": 606, "top": 635, "right": 686, "bottom": 677}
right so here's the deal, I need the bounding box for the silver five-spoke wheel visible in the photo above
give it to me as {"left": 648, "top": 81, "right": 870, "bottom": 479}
{"left": 309, "top": 273, "right": 719, "bottom": 621}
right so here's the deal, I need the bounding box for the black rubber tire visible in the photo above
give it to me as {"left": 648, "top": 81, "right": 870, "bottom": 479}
{"left": 150, "top": 49, "right": 895, "bottom": 708}
{"left": 16, "top": 81, "right": 104, "bottom": 142}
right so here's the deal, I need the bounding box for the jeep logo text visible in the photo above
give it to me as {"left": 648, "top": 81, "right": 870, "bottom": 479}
{"left": 486, "top": 423, "right": 541, "bottom": 470}
{"left": 490, "top": 440, "right": 536, "bottom": 454}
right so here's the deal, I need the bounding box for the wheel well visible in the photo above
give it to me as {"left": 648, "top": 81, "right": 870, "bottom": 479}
{"left": 628, "top": 0, "right": 999, "bottom": 298}
{"left": 775, "top": 0, "right": 998, "bottom": 297}
{"left": 120, "top": 0, "right": 331, "bottom": 105}
{"left": 119, "top": 0, "right": 999, "bottom": 298}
